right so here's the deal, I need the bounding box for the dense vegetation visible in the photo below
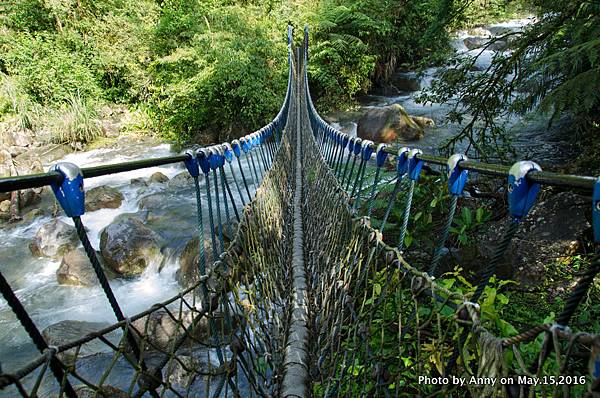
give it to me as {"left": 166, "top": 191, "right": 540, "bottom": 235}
{"left": 424, "top": 0, "right": 600, "bottom": 171}
{"left": 0, "top": 0, "right": 470, "bottom": 144}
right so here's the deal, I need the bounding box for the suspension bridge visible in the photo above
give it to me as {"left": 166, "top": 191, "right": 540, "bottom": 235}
{"left": 0, "top": 26, "right": 599, "bottom": 398}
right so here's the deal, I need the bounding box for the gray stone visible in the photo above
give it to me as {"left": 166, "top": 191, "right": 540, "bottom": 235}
{"left": 30, "top": 220, "right": 79, "bottom": 259}
{"left": 357, "top": 104, "right": 425, "bottom": 143}
{"left": 131, "top": 309, "right": 236, "bottom": 351}
{"left": 85, "top": 185, "right": 124, "bottom": 212}
{"left": 130, "top": 177, "right": 148, "bottom": 187}
{"left": 463, "top": 36, "right": 489, "bottom": 50}
{"left": 176, "top": 237, "right": 214, "bottom": 288}
{"left": 100, "top": 217, "right": 164, "bottom": 277}
{"left": 56, "top": 248, "right": 116, "bottom": 286}
{"left": 167, "top": 171, "right": 193, "bottom": 190}
{"left": 41, "top": 320, "right": 118, "bottom": 366}
{"left": 149, "top": 172, "right": 169, "bottom": 184}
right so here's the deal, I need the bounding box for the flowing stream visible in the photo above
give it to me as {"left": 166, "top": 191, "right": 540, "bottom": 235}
{"left": 330, "top": 18, "right": 575, "bottom": 168}
{"left": 0, "top": 141, "right": 256, "bottom": 381}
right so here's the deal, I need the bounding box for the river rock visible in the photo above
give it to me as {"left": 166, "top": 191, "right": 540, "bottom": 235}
{"left": 41, "top": 320, "right": 117, "bottom": 365}
{"left": 0, "top": 149, "right": 13, "bottom": 201}
{"left": 167, "top": 171, "right": 193, "bottom": 190}
{"left": 131, "top": 309, "right": 236, "bottom": 351}
{"left": 0, "top": 200, "right": 10, "bottom": 220}
{"left": 411, "top": 116, "right": 435, "bottom": 129}
{"left": 467, "top": 27, "right": 492, "bottom": 37}
{"left": 30, "top": 220, "right": 79, "bottom": 259}
{"left": 149, "top": 172, "right": 169, "bottom": 184}
{"left": 176, "top": 237, "right": 214, "bottom": 288}
{"left": 357, "top": 104, "right": 424, "bottom": 143}
{"left": 56, "top": 248, "right": 116, "bottom": 286}
{"left": 130, "top": 177, "right": 148, "bottom": 187}
{"left": 69, "top": 385, "right": 129, "bottom": 398}
{"left": 85, "top": 185, "right": 124, "bottom": 212}
{"left": 100, "top": 217, "right": 164, "bottom": 277}
{"left": 463, "top": 36, "right": 489, "bottom": 50}
{"left": 389, "top": 72, "right": 421, "bottom": 92}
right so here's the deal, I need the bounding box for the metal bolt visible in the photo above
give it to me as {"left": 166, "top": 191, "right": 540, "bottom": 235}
{"left": 595, "top": 200, "right": 600, "bottom": 211}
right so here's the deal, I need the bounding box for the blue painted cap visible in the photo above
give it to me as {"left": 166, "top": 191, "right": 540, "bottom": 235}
{"left": 361, "top": 140, "right": 374, "bottom": 161}
{"left": 353, "top": 138, "right": 363, "bottom": 155}
{"left": 397, "top": 147, "right": 410, "bottom": 175}
{"left": 341, "top": 134, "right": 350, "bottom": 148}
{"left": 407, "top": 149, "right": 424, "bottom": 181}
{"left": 240, "top": 137, "right": 250, "bottom": 153}
{"left": 197, "top": 148, "right": 212, "bottom": 174}
{"left": 508, "top": 161, "right": 542, "bottom": 219}
{"left": 593, "top": 178, "right": 600, "bottom": 243}
{"left": 183, "top": 149, "right": 200, "bottom": 177}
{"left": 447, "top": 154, "right": 468, "bottom": 196}
{"left": 49, "top": 162, "right": 85, "bottom": 217}
{"left": 375, "top": 144, "right": 388, "bottom": 167}
{"left": 231, "top": 140, "right": 242, "bottom": 157}
{"left": 223, "top": 143, "right": 234, "bottom": 163}
{"left": 347, "top": 137, "right": 355, "bottom": 153}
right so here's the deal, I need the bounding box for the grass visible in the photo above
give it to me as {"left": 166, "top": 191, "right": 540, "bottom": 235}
{"left": 49, "top": 94, "right": 102, "bottom": 144}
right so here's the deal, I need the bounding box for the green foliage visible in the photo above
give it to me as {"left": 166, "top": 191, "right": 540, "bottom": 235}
{"left": 149, "top": 4, "right": 287, "bottom": 142}
{"left": 422, "top": 0, "right": 600, "bottom": 166}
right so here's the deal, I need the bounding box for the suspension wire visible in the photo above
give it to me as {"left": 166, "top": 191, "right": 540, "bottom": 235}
{"left": 339, "top": 150, "right": 353, "bottom": 182}
{"left": 229, "top": 162, "right": 246, "bottom": 207}
{"left": 0, "top": 272, "right": 77, "bottom": 398}
{"left": 192, "top": 176, "right": 207, "bottom": 275}
{"left": 72, "top": 216, "right": 161, "bottom": 398}
{"left": 219, "top": 167, "right": 233, "bottom": 240}
{"left": 220, "top": 166, "right": 241, "bottom": 223}
{"left": 379, "top": 176, "right": 403, "bottom": 232}
{"left": 397, "top": 180, "right": 415, "bottom": 252}
{"left": 428, "top": 195, "right": 458, "bottom": 276}
{"left": 365, "top": 165, "right": 383, "bottom": 217}
{"left": 236, "top": 155, "right": 253, "bottom": 202}
{"left": 344, "top": 155, "right": 358, "bottom": 191}
{"left": 248, "top": 150, "right": 261, "bottom": 189}
{"left": 204, "top": 171, "right": 219, "bottom": 262}
{"left": 212, "top": 169, "right": 225, "bottom": 253}
{"left": 351, "top": 159, "right": 369, "bottom": 210}
{"left": 334, "top": 143, "right": 345, "bottom": 176}
{"left": 254, "top": 146, "right": 265, "bottom": 179}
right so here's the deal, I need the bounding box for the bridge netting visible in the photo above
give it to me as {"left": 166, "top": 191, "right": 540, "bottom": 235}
{"left": 0, "top": 26, "right": 600, "bottom": 398}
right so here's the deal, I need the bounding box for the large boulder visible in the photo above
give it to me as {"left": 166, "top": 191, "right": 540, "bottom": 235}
{"left": 30, "top": 220, "right": 79, "bottom": 259}
{"left": 131, "top": 309, "right": 236, "bottom": 351}
{"left": 41, "top": 320, "right": 118, "bottom": 365}
{"left": 357, "top": 104, "right": 425, "bottom": 143}
{"left": 100, "top": 217, "right": 164, "bottom": 277}
{"left": 0, "top": 200, "right": 10, "bottom": 221}
{"left": 149, "top": 172, "right": 169, "bottom": 184}
{"left": 463, "top": 36, "right": 489, "bottom": 50}
{"left": 56, "top": 248, "right": 115, "bottom": 286}
{"left": 176, "top": 237, "right": 214, "bottom": 288}
{"left": 389, "top": 72, "right": 421, "bottom": 92}
{"left": 167, "top": 172, "right": 193, "bottom": 190}
{"left": 85, "top": 185, "right": 124, "bottom": 212}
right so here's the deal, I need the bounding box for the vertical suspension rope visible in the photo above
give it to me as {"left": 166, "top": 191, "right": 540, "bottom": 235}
{"left": 221, "top": 166, "right": 241, "bottom": 223}
{"left": 212, "top": 168, "right": 225, "bottom": 253}
{"left": 429, "top": 195, "right": 458, "bottom": 276}
{"left": 397, "top": 180, "right": 415, "bottom": 252}
{"left": 204, "top": 171, "right": 219, "bottom": 263}
{"left": 236, "top": 154, "right": 253, "bottom": 202}
{"left": 192, "top": 176, "right": 207, "bottom": 275}
{"left": 380, "top": 177, "right": 403, "bottom": 232}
